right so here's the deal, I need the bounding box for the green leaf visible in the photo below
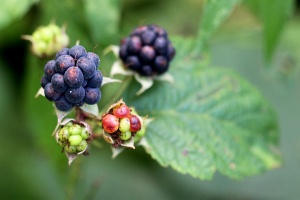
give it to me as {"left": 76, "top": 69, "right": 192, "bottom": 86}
{"left": 123, "top": 37, "right": 280, "bottom": 180}
{"left": 0, "top": 0, "right": 39, "bottom": 31}
{"left": 195, "top": 0, "right": 241, "bottom": 54}
{"left": 259, "top": 0, "right": 294, "bottom": 61}
{"left": 84, "top": 0, "right": 121, "bottom": 46}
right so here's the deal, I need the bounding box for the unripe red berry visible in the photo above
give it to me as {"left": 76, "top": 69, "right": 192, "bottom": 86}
{"left": 129, "top": 114, "right": 141, "bottom": 132}
{"left": 112, "top": 104, "right": 131, "bottom": 118}
{"left": 102, "top": 114, "right": 119, "bottom": 134}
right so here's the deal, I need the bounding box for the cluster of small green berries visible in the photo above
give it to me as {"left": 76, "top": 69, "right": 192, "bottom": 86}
{"left": 57, "top": 121, "right": 90, "bottom": 154}
{"left": 23, "top": 22, "right": 69, "bottom": 58}
{"left": 102, "top": 101, "right": 145, "bottom": 148}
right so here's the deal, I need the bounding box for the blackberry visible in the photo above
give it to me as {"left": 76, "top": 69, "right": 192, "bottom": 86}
{"left": 125, "top": 56, "right": 140, "bottom": 70}
{"left": 141, "top": 30, "right": 156, "bottom": 45}
{"left": 41, "top": 75, "right": 50, "bottom": 88}
{"left": 69, "top": 45, "right": 87, "bottom": 59}
{"left": 44, "top": 83, "right": 62, "bottom": 101}
{"left": 82, "top": 80, "right": 88, "bottom": 87}
{"left": 55, "top": 48, "right": 69, "bottom": 59}
{"left": 140, "top": 46, "right": 156, "bottom": 63}
{"left": 55, "top": 96, "right": 73, "bottom": 111}
{"left": 40, "top": 44, "right": 104, "bottom": 111}
{"left": 139, "top": 65, "right": 153, "bottom": 76}
{"left": 44, "top": 60, "right": 56, "bottom": 80}
{"left": 51, "top": 73, "right": 67, "bottom": 93}
{"left": 76, "top": 56, "right": 96, "bottom": 79}
{"left": 86, "top": 70, "right": 103, "bottom": 88}
{"left": 154, "top": 37, "right": 168, "bottom": 55}
{"left": 119, "top": 24, "right": 175, "bottom": 76}
{"left": 127, "top": 36, "right": 142, "bottom": 54}
{"left": 86, "top": 52, "right": 100, "bottom": 67}
{"left": 153, "top": 56, "right": 169, "bottom": 74}
{"left": 65, "top": 86, "right": 85, "bottom": 104}
{"left": 64, "top": 66, "right": 84, "bottom": 88}
{"left": 55, "top": 55, "right": 75, "bottom": 74}
{"left": 84, "top": 87, "right": 101, "bottom": 105}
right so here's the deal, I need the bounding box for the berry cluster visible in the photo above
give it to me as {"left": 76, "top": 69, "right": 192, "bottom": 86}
{"left": 119, "top": 24, "right": 175, "bottom": 76}
{"left": 102, "top": 102, "right": 145, "bottom": 148}
{"left": 22, "top": 22, "right": 69, "bottom": 58}
{"left": 41, "top": 45, "right": 103, "bottom": 111}
{"left": 57, "top": 121, "right": 90, "bottom": 154}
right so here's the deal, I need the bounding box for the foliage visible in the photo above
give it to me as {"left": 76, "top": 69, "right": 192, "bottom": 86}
{"left": 0, "top": 0, "right": 298, "bottom": 199}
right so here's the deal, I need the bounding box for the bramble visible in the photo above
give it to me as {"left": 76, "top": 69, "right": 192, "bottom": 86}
{"left": 40, "top": 44, "right": 104, "bottom": 111}
{"left": 119, "top": 24, "right": 175, "bottom": 76}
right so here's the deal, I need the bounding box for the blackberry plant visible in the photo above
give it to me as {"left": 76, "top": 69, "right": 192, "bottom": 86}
{"left": 40, "top": 44, "right": 103, "bottom": 112}
{"left": 24, "top": 1, "right": 282, "bottom": 191}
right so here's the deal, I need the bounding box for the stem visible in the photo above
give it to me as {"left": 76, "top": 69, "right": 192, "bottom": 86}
{"left": 66, "top": 157, "right": 83, "bottom": 200}
{"left": 99, "top": 75, "right": 133, "bottom": 115}
{"left": 84, "top": 177, "right": 103, "bottom": 200}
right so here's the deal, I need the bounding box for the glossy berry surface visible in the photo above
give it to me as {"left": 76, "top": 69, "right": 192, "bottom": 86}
{"left": 113, "top": 104, "right": 131, "bottom": 118}
{"left": 86, "top": 70, "right": 103, "bottom": 88}
{"left": 69, "top": 135, "right": 83, "bottom": 146}
{"left": 102, "top": 114, "right": 119, "bottom": 134}
{"left": 77, "top": 56, "right": 96, "bottom": 79}
{"left": 65, "top": 87, "right": 85, "bottom": 104}
{"left": 86, "top": 52, "right": 100, "bottom": 67}
{"left": 119, "top": 24, "right": 175, "bottom": 76}
{"left": 84, "top": 87, "right": 101, "bottom": 105}
{"left": 40, "top": 44, "right": 104, "bottom": 111}
{"left": 64, "top": 67, "right": 84, "bottom": 88}
{"left": 119, "top": 131, "right": 131, "bottom": 141}
{"left": 55, "top": 55, "right": 75, "bottom": 74}
{"left": 51, "top": 73, "right": 67, "bottom": 93}
{"left": 44, "top": 83, "right": 61, "bottom": 101}
{"left": 41, "top": 75, "right": 50, "bottom": 88}
{"left": 69, "top": 45, "right": 87, "bottom": 59}
{"left": 55, "top": 96, "right": 73, "bottom": 111}
{"left": 119, "top": 118, "right": 130, "bottom": 132}
{"left": 44, "top": 60, "right": 56, "bottom": 80}
{"left": 129, "top": 114, "right": 141, "bottom": 132}
{"left": 55, "top": 48, "right": 69, "bottom": 59}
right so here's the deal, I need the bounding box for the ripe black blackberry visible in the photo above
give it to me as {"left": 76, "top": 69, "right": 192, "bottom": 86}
{"left": 119, "top": 25, "right": 175, "bottom": 76}
{"left": 40, "top": 44, "right": 103, "bottom": 111}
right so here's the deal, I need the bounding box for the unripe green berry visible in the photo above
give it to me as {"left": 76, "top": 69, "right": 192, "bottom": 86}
{"left": 76, "top": 140, "right": 88, "bottom": 152}
{"left": 65, "top": 122, "right": 73, "bottom": 127}
{"left": 69, "top": 124, "right": 82, "bottom": 135}
{"left": 81, "top": 128, "right": 89, "bottom": 140}
{"left": 59, "top": 127, "right": 70, "bottom": 141}
{"left": 57, "top": 138, "right": 67, "bottom": 147}
{"left": 65, "top": 145, "right": 77, "bottom": 153}
{"left": 119, "top": 118, "right": 130, "bottom": 132}
{"left": 22, "top": 22, "right": 69, "bottom": 58}
{"left": 68, "top": 135, "right": 83, "bottom": 146}
{"left": 135, "top": 126, "right": 146, "bottom": 138}
{"left": 120, "top": 131, "right": 131, "bottom": 141}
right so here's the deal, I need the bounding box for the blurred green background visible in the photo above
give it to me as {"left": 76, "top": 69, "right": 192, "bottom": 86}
{"left": 0, "top": 0, "right": 300, "bottom": 199}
